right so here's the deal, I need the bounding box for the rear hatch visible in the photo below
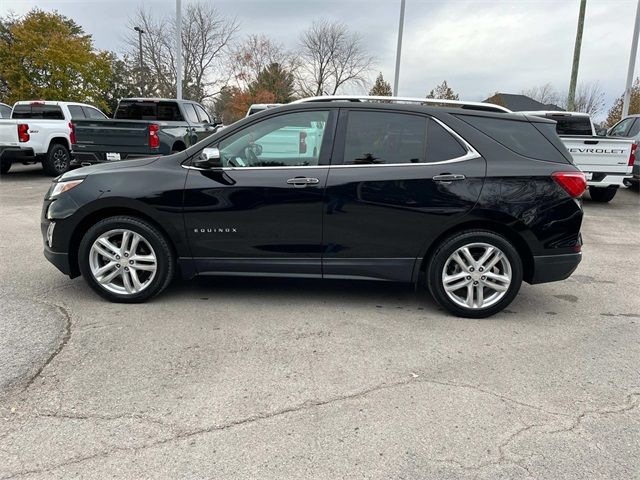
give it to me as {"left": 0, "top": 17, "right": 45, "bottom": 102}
{"left": 561, "top": 136, "right": 634, "bottom": 172}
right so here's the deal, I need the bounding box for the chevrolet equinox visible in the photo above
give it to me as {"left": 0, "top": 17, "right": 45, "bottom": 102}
{"left": 42, "top": 97, "right": 586, "bottom": 318}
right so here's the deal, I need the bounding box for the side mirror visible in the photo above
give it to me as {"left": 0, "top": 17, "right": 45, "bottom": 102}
{"left": 194, "top": 147, "right": 222, "bottom": 169}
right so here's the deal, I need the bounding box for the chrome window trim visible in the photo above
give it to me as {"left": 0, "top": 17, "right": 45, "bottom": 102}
{"left": 181, "top": 114, "right": 482, "bottom": 171}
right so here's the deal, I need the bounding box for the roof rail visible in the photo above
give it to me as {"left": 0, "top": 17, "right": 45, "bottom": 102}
{"left": 291, "top": 95, "right": 512, "bottom": 113}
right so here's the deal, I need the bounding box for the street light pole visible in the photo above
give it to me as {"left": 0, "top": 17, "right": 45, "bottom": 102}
{"left": 567, "top": 0, "right": 587, "bottom": 111}
{"left": 176, "top": 0, "right": 182, "bottom": 100}
{"left": 393, "top": 0, "right": 406, "bottom": 96}
{"left": 622, "top": 0, "right": 640, "bottom": 117}
{"left": 133, "top": 26, "right": 145, "bottom": 96}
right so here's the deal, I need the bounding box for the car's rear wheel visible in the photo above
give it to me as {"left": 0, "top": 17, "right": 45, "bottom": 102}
{"left": 427, "top": 230, "right": 523, "bottom": 318}
{"left": 78, "top": 216, "right": 175, "bottom": 303}
{"left": 43, "top": 143, "right": 71, "bottom": 176}
{"left": 588, "top": 186, "right": 617, "bottom": 203}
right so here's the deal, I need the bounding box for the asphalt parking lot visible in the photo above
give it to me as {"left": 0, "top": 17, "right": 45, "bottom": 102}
{"left": 0, "top": 163, "right": 638, "bottom": 479}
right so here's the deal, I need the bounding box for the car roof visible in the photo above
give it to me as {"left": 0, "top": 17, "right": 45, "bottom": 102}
{"left": 13, "top": 100, "right": 98, "bottom": 108}
{"left": 120, "top": 98, "right": 192, "bottom": 103}
{"left": 520, "top": 110, "right": 591, "bottom": 118}
{"left": 258, "top": 100, "right": 555, "bottom": 124}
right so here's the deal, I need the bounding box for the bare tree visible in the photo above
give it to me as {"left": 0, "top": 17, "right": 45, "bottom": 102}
{"left": 124, "top": 2, "right": 238, "bottom": 102}
{"left": 521, "top": 83, "right": 560, "bottom": 106}
{"left": 297, "top": 19, "right": 374, "bottom": 96}
{"left": 229, "top": 34, "right": 298, "bottom": 90}
{"left": 570, "top": 82, "right": 605, "bottom": 116}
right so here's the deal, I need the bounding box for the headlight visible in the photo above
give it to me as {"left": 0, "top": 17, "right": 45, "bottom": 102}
{"left": 49, "top": 179, "right": 84, "bottom": 198}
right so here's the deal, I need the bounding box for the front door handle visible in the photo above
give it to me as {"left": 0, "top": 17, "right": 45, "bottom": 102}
{"left": 287, "top": 177, "right": 319, "bottom": 188}
{"left": 432, "top": 174, "right": 466, "bottom": 182}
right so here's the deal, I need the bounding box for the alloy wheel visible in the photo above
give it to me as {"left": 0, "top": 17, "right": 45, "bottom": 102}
{"left": 88, "top": 229, "right": 157, "bottom": 295}
{"left": 442, "top": 242, "right": 512, "bottom": 309}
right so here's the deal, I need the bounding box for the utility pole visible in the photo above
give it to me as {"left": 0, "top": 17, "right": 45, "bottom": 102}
{"left": 134, "top": 26, "right": 145, "bottom": 96}
{"left": 567, "top": 0, "right": 587, "bottom": 111}
{"left": 176, "top": 0, "right": 182, "bottom": 100}
{"left": 623, "top": 0, "right": 640, "bottom": 117}
{"left": 393, "top": 0, "right": 406, "bottom": 96}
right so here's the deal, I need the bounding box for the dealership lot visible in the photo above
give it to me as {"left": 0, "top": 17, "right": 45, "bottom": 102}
{"left": 0, "top": 164, "right": 638, "bottom": 479}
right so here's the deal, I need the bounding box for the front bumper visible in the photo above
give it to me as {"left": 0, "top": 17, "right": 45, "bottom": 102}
{"left": 529, "top": 252, "right": 582, "bottom": 284}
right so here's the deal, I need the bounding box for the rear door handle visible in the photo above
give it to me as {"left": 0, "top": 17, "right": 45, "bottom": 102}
{"left": 286, "top": 177, "right": 320, "bottom": 188}
{"left": 432, "top": 174, "right": 466, "bottom": 182}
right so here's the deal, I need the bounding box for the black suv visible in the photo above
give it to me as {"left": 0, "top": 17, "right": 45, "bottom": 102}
{"left": 41, "top": 97, "right": 586, "bottom": 318}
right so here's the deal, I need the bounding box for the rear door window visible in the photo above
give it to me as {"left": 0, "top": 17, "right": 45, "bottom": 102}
{"left": 12, "top": 104, "right": 64, "bottom": 120}
{"left": 83, "top": 107, "right": 107, "bottom": 119}
{"left": 426, "top": 120, "right": 467, "bottom": 162}
{"left": 343, "top": 111, "right": 427, "bottom": 164}
{"left": 68, "top": 105, "right": 86, "bottom": 119}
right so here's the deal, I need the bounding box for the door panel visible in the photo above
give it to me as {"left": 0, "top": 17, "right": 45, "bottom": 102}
{"left": 322, "top": 109, "right": 486, "bottom": 282}
{"left": 182, "top": 108, "right": 335, "bottom": 276}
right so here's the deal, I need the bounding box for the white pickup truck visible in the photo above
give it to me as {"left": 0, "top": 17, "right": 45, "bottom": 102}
{"left": 0, "top": 100, "right": 107, "bottom": 176}
{"left": 524, "top": 111, "right": 636, "bottom": 202}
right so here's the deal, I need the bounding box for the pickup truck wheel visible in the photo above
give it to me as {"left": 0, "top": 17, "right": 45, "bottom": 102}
{"left": 427, "top": 230, "right": 523, "bottom": 318}
{"left": 78, "top": 216, "right": 175, "bottom": 303}
{"left": 1, "top": 159, "right": 10, "bottom": 174}
{"left": 588, "top": 186, "right": 617, "bottom": 203}
{"left": 43, "top": 144, "right": 70, "bottom": 176}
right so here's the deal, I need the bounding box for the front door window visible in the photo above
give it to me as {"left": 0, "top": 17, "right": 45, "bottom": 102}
{"left": 218, "top": 111, "right": 329, "bottom": 168}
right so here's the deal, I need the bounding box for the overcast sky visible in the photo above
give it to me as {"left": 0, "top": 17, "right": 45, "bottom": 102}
{"left": 1, "top": 0, "right": 637, "bottom": 121}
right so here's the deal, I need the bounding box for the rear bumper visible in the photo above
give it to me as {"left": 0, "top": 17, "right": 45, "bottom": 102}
{"left": 72, "top": 151, "right": 160, "bottom": 165}
{"left": 1, "top": 146, "right": 36, "bottom": 162}
{"left": 585, "top": 171, "right": 631, "bottom": 187}
{"left": 529, "top": 253, "right": 582, "bottom": 285}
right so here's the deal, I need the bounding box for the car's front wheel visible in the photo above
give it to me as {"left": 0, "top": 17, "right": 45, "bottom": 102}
{"left": 78, "top": 216, "right": 175, "bottom": 303}
{"left": 427, "top": 230, "right": 523, "bottom": 318}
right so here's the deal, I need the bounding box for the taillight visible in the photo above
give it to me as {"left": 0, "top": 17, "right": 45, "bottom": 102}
{"left": 299, "top": 131, "right": 307, "bottom": 154}
{"left": 629, "top": 143, "right": 637, "bottom": 167}
{"left": 552, "top": 171, "right": 587, "bottom": 198}
{"left": 69, "top": 122, "right": 76, "bottom": 145}
{"left": 17, "top": 124, "right": 29, "bottom": 143}
{"left": 149, "top": 124, "right": 159, "bottom": 148}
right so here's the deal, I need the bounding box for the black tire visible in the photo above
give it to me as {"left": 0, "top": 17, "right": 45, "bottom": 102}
{"left": 78, "top": 216, "right": 175, "bottom": 303}
{"left": 426, "top": 230, "right": 523, "bottom": 318}
{"left": 0, "top": 159, "right": 10, "bottom": 175}
{"left": 43, "top": 143, "right": 71, "bottom": 176}
{"left": 588, "top": 186, "right": 618, "bottom": 203}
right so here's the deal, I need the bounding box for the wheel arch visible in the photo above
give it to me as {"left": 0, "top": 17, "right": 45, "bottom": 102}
{"left": 48, "top": 136, "right": 71, "bottom": 151}
{"left": 413, "top": 219, "right": 535, "bottom": 284}
{"left": 67, "top": 205, "right": 178, "bottom": 278}
{"left": 171, "top": 140, "right": 187, "bottom": 152}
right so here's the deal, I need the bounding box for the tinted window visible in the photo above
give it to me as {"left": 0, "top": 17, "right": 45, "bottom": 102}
{"left": 0, "top": 104, "right": 11, "bottom": 118}
{"left": 627, "top": 119, "right": 640, "bottom": 138}
{"left": 344, "top": 111, "right": 426, "bottom": 164}
{"left": 457, "top": 115, "right": 568, "bottom": 162}
{"left": 12, "top": 104, "right": 64, "bottom": 120}
{"left": 610, "top": 117, "right": 634, "bottom": 137}
{"left": 68, "top": 105, "right": 86, "bottom": 119}
{"left": 218, "top": 111, "right": 329, "bottom": 167}
{"left": 194, "top": 104, "right": 211, "bottom": 123}
{"left": 115, "top": 101, "right": 184, "bottom": 121}
{"left": 83, "top": 107, "right": 106, "bottom": 119}
{"left": 427, "top": 119, "right": 467, "bottom": 161}
{"left": 549, "top": 116, "right": 592, "bottom": 135}
{"left": 183, "top": 104, "right": 199, "bottom": 123}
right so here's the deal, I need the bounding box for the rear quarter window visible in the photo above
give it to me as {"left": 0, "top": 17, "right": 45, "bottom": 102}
{"left": 456, "top": 115, "right": 570, "bottom": 163}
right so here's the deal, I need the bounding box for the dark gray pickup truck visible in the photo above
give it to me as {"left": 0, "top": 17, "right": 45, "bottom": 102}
{"left": 71, "top": 98, "right": 220, "bottom": 164}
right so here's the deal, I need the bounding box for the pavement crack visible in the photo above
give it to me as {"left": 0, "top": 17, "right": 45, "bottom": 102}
{"left": 19, "top": 303, "right": 72, "bottom": 394}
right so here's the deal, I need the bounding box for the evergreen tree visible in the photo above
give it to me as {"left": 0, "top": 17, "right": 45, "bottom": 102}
{"left": 426, "top": 80, "right": 460, "bottom": 100}
{"left": 369, "top": 72, "right": 392, "bottom": 96}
